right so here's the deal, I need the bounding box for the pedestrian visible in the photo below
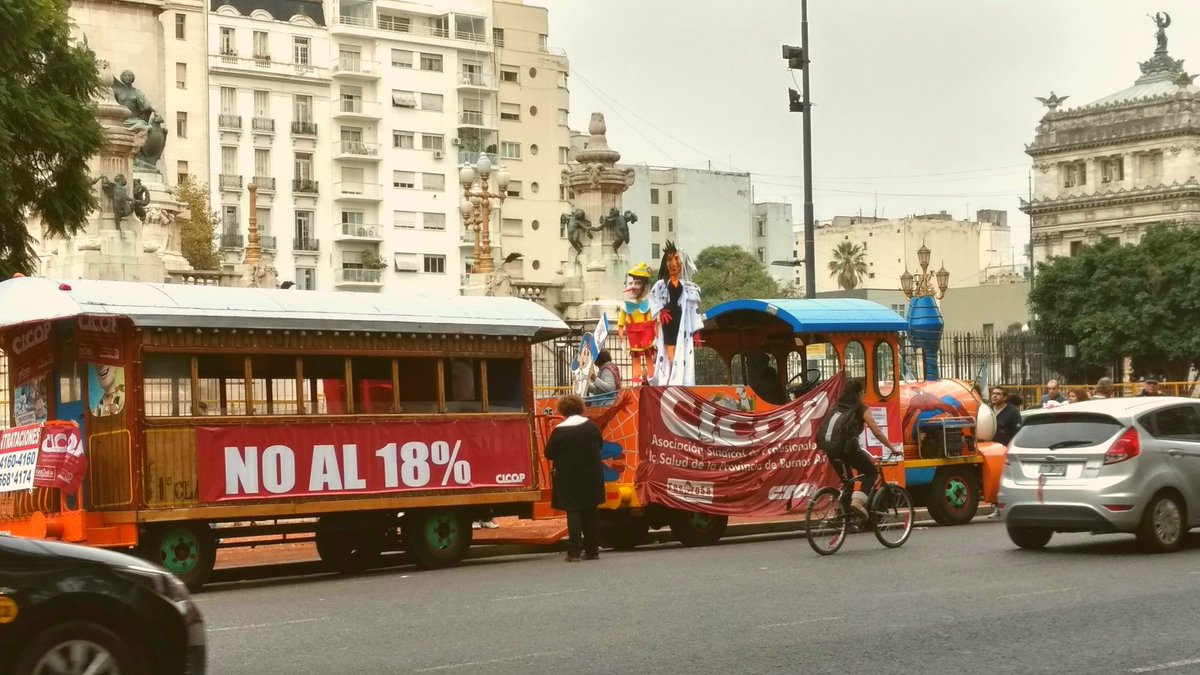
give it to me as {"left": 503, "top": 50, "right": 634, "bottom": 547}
{"left": 1092, "top": 377, "right": 1115, "bottom": 399}
{"left": 1138, "top": 378, "right": 1162, "bottom": 397}
{"left": 1067, "top": 388, "right": 1090, "bottom": 403}
{"left": 1006, "top": 393, "right": 1025, "bottom": 410}
{"left": 544, "top": 394, "right": 605, "bottom": 562}
{"left": 1039, "top": 379, "right": 1066, "bottom": 407}
{"left": 587, "top": 350, "right": 621, "bottom": 399}
{"left": 988, "top": 386, "right": 1022, "bottom": 520}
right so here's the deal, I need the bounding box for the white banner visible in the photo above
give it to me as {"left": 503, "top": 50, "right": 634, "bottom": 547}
{"left": 0, "top": 425, "right": 41, "bottom": 493}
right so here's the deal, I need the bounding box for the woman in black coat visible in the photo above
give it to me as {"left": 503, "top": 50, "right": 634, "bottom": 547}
{"left": 545, "top": 394, "right": 606, "bottom": 561}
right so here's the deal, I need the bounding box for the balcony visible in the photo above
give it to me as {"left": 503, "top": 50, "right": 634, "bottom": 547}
{"left": 457, "top": 73, "right": 494, "bottom": 90}
{"left": 219, "top": 174, "right": 243, "bottom": 192}
{"left": 260, "top": 235, "right": 277, "bottom": 251}
{"left": 252, "top": 117, "right": 275, "bottom": 134}
{"left": 334, "top": 139, "right": 382, "bottom": 161}
{"left": 458, "top": 151, "right": 498, "bottom": 165}
{"left": 457, "top": 111, "right": 497, "bottom": 129}
{"left": 336, "top": 222, "right": 384, "bottom": 241}
{"left": 208, "top": 54, "right": 330, "bottom": 81}
{"left": 252, "top": 176, "right": 275, "bottom": 192}
{"left": 333, "top": 182, "right": 381, "bottom": 201}
{"left": 331, "top": 57, "right": 380, "bottom": 79}
{"left": 219, "top": 49, "right": 238, "bottom": 64}
{"left": 218, "top": 114, "right": 242, "bottom": 131}
{"left": 332, "top": 98, "right": 381, "bottom": 120}
{"left": 293, "top": 237, "right": 320, "bottom": 252}
{"left": 220, "top": 233, "right": 244, "bottom": 250}
{"left": 292, "top": 178, "right": 319, "bottom": 194}
{"left": 253, "top": 53, "right": 271, "bottom": 67}
{"left": 336, "top": 267, "right": 383, "bottom": 287}
{"left": 291, "top": 120, "right": 318, "bottom": 137}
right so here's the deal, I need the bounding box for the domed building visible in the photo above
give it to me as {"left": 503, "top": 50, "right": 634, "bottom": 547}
{"left": 1022, "top": 13, "right": 1200, "bottom": 264}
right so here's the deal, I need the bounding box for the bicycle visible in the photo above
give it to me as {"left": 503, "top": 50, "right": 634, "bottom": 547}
{"left": 803, "top": 459, "right": 914, "bottom": 555}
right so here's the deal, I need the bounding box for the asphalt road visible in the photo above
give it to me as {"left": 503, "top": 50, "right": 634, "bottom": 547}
{"left": 196, "top": 521, "right": 1200, "bottom": 675}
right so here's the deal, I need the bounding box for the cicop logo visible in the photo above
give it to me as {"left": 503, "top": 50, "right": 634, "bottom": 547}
{"left": 11, "top": 322, "right": 51, "bottom": 356}
{"left": 78, "top": 315, "right": 118, "bottom": 333}
{"left": 495, "top": 473, "right": 527, "bottom": 484}
{"left": 768, "top": 484, "right": 813, "bottom": 501}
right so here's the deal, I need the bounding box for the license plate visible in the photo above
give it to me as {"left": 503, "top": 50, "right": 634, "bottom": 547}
{"left": 1039, "top": 463, "right": 1067, "bottom": 476}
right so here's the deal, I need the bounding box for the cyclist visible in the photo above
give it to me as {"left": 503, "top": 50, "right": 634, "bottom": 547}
{"left": 819, "top": 379, "right": 900, "bottom": 518}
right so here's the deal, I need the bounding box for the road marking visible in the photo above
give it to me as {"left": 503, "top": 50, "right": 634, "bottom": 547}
{"left": 999, "top": 587, "right": 1078, "bottom": 600}
{"left": 415, "top": 649, "right": 571, "bottom": 672}
{"left": 210, "top": 617, "right": 329, "bottom": 632}
{"left": 1130, "top": 657, "right": 1200, "bottom": 673}
{"left": 757, "top": 616, "right": 841, "bottom": 629}
{"left": 491, "top": 589, "right": 582, "bottom": 602}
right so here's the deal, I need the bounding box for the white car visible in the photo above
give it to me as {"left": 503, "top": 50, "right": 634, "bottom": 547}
{"left": 998, "top": 397, "right": 1200, "bottom": 552}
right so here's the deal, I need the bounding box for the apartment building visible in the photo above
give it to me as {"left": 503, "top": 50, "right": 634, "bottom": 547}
{"left": 163, "top": 0, "right": 211, "bottom": 187}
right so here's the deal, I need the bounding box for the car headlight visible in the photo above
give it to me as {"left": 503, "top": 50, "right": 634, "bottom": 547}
{"left": 116, "top": 565, "right": 192, "bottom": 602}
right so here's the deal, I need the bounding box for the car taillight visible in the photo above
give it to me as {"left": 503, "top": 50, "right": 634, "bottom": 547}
{"left": 1104, "top": 428, "right": 1140, "bottom": 465}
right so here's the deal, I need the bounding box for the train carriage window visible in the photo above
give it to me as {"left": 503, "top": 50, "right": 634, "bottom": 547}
{"left": 397, "top": 357, "right": 440, "bottom": 414}
{"left": 143, "top": 354, "right": 191, "bottom": 417}
{"left": 249, "top": 355, "right": 300, "bottom": 415}
{"left": 875, "top": 341, "right": 897, "bottom": 399}
{"left": 790, "top": 341, "right": 838, "bottom": 382}
{"left": 302, "top": 356, "right": 346, "bottom": 415}
{"left": 197, "top": 355, "right": 247, "bottom": 416}
{"left": 486, "top": 358, "right": 526, "bottom": 412}
{"left": 445, "top": 358, "right": 482, "bottom": 413}
{"left": 845, "top": 341, "right": 867, "bottom": 383}
{"left": 351, "top": 357, "right": 395, "bottom": 414}
{"left": 694, "top": 346, "right": 728, "bottom": 385}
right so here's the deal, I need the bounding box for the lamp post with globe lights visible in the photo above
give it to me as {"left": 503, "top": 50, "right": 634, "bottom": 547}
{"left": 900, "top": 243, "right": 950, "bottom": 381}
{"left": 458, "top": 155, "right": 510, "bottom": 275}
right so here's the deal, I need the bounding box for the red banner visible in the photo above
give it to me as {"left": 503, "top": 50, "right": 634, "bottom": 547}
{"left": 75, "top": 315, "right": 123, "bottom": 366}
{"left": 635, "top": 375, "right": 846, "bottom": 516}
{"left": 197, "top": 419, "right": 535, "bottom": 502}
{"left": 34, "top": 421, "right": 87, "bottom": 493}
{"left": 7, "top": 321, "right": 57, "bottom": 385}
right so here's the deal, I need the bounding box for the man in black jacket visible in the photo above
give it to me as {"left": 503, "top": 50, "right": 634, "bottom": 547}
{"left": 544, "top": 394, "right": 606, "bottom": 561}
{"left": 988, "top": 386, "right": 1022, "bottom": 520}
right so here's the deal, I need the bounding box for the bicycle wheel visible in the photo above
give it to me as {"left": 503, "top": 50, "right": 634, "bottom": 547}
{"left": 806, "top": 486, "right": 849, "bottom": 555}
{"left": 871, "top": 484, "right": 914, "bottom": 548}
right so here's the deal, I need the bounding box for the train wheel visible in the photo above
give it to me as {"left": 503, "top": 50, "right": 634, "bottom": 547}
{"left": 926, "top": 467, "right": 981, "bottom": 526}
{"left": 315, "top": 517, "right": 387, "bottom": 574}
{"left": 668, "top": 510, "right": 728, "bottom": 547}
{"left": 403, "top": 509, "right": 472, "bottom": 569}
{"left": 141, "top": 522, "right": 217, "bottom": 592}
{"left": 598, "top": 518, "right": 650, "bottom": 551}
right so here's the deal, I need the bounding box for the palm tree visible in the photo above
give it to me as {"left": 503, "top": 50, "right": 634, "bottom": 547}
{"left": 827, "top": 241, "right": 869, "bottom": 290}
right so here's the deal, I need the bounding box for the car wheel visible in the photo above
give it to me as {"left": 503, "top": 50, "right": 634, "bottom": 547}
{"left": 597, "top": 518, "right": 650, "bottom": 551}
{"left": 315, "top": 517, "right": 387, "bottom": 574}
{"left": 1006, "top": 524, "right": 1053, "bottom": 550}
{"left": 14, "top": 620, "right": 144, "bottom": 675}
{"left": 402, "top": 509, "right": 472, "bottom": 569}
{"left": 1137, "top": 493, "right": 1185, "bottom": 553}
{"left": 140, "top": 522, "right": 217, "bottom": 592}
{"left": 667, "top": 509, "right": 728, "bottom": 547}
{"left": 926, "top": 467, "right": 981, "bottom": 526}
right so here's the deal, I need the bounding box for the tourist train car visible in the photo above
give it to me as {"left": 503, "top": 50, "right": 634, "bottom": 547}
{"left": 533, "top": 298, "right": 1006, "bottom": 549}
{"left": 0, "top": 277, "right": 567, "bottom": 589}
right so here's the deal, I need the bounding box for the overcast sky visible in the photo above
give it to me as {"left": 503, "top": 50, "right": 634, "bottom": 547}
{"left": 537, "top": 0, "right": 1200, "bottom": 264}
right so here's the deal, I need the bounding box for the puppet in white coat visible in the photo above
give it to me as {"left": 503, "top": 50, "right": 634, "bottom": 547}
{"left": 650, "top": 241, "right": 703, "bottom": 385}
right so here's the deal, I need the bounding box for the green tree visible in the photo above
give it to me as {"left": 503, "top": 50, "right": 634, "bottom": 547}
{"left": 1029, "top": 224, "right": 1200, "bottom": 379}
{"left": 692, "top": 245, "right": 788, "bottom": 311}
{"left": 0, "top": 0, "right": 105, "bottom": 278}
{"left": 827, "top": 240, "right": 868, "bottom": 290}
{"left": 175, "top": 180, "right": 220, "bottom": 271}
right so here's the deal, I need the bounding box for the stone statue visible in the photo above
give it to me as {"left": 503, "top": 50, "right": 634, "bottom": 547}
{"left": 95, "top": 174, "right": 133, "bottom": 228}
{"left": 132, "top": 178, "right": 150, "bottom": 221}
{"left": 1153, "top": 12, "right": 1171, "bottom": 53}
{"left": 561, "top": 208, "right": 593, "bottom": 254}
{"left": 1035, "top": 91, "right": 1069, "bottom": 112}
{"left": 600, "top": 207, "right": 637, "bottom": 252}
{"left": 111, "top": 70, "right": 168, "bottom": 174}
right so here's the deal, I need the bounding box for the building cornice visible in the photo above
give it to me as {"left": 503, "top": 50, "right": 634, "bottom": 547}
{"left": 1019, "top": 180, "right": 1200, "bottom": 214}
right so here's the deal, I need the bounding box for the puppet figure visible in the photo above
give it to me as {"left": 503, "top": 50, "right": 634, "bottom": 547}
{"left": 619, "top": 262, "right": 656, "bottom": 384}
{"left": 650, "top": 241, "right": 703, "bottom": 386}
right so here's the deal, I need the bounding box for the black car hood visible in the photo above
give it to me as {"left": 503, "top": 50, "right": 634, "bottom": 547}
{"left": 1, "top": 535, "right": 152, "bottom": 570}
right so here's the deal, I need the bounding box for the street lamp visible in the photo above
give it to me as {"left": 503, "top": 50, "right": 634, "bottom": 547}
{"left": 900, "top": 243, "right": 950, "bottom": 300}
{"left": 459, "top": 156, "right": 510, "bottom": 275}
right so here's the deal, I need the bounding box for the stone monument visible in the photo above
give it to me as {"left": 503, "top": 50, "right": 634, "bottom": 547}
{"left": 558, "top": 113, "right": 639, "bottom": 322}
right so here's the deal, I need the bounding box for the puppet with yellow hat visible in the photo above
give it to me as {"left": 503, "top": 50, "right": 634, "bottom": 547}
{"left": 619, "top": 261, "right": 656, "bottom": 383}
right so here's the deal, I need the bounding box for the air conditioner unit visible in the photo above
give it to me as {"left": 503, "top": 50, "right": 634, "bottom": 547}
{"left": 451, "top": 137, "right": 461, "bottom": 146}
{"left": 432, "top": 150, "right": 444, "bottom": 159}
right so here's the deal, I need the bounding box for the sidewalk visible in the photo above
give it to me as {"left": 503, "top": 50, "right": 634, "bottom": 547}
{"left": 214, "top": 506, "right": 999, "bottom": 571}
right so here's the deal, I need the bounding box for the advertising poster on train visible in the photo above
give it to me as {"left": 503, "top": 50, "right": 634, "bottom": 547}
{"left": 6, "top": 321, "right": 57, "bottom": 387}
{"left": 75, "top": 315, "right": 123, "bottom": 366}
{"left": 33, "top": 421, "right": 87, "bottom": 493}
{"left": 636, "top": 375, "right": 845, "bottom": 516}
{"left": 0, "top": 425, "right": 41, "bottom": 494}
{"left": 196, "top": 419, "right": 535, "bottom": 502}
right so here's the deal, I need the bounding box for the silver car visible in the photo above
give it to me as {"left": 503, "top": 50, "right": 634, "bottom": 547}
{"left": 998, "top": 397, "right": 1200, "bottom": 552}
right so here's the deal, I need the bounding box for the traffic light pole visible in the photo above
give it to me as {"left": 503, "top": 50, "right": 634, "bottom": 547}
{"left": 800, "top": 0, "right": 815, "bottom": 299}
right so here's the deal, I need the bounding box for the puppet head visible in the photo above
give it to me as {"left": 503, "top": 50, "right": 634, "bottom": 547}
{"left": 657, "top": 240, "right": 694, "bottom": 282}
{"left": 624, "top": 262, "right": 652, "bottom": 300}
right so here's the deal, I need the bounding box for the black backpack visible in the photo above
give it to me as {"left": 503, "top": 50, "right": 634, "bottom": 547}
{"left": 816, "top": 403, "right": 860, "bottom": 456}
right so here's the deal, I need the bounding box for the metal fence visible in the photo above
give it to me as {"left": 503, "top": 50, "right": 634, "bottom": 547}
{"left": 919, "top": 330, "right": 1122, "bottom": 388}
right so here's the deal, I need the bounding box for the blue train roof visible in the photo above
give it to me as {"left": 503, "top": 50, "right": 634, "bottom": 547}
{"left": 705, "top": 298, "right": 907, "bottom": 334}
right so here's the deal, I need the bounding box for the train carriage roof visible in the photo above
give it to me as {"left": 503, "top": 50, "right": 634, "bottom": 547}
{"left": 704, "top": 298, "right": 907, "bottom": 334}
{"left": 0, "top": 278, "right": 570, "bottom": 341}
